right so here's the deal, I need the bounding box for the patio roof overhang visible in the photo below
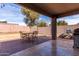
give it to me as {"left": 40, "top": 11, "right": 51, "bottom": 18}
{"left": 18, "top": 3, "right": 79, "bottom": 18}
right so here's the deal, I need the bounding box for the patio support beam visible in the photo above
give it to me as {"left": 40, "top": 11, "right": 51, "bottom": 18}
{"left": 51, "top": 17, "right": 57, "bottom": 40}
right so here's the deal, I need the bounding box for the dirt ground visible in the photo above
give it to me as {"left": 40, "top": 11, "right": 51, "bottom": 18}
{"left": 0, "top": 32, "right": 51, "bottom": 42}
{"left": 0, "top": 33, "right": 21, "bottom": 42}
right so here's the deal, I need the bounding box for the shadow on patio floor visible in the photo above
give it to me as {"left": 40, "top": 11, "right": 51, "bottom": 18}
{"left": 0, "top": 36, "right": 51, "bottom": 56}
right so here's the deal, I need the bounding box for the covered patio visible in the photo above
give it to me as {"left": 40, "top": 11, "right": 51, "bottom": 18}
{"left": 1, "top": 3, "right": 79, "bottom": 56}
{"left": 11, "top": 39, "right": 79, "bottom": 56}
{"left": 11, "top": 3, "right": 79, "bottom": 56}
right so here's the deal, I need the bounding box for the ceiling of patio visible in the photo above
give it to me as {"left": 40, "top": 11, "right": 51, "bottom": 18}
{"left": 19, "top": 3, "right": 79, "bottom": 18}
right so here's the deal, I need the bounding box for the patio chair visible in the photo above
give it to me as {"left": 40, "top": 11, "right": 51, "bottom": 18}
{"left": 19, "top": 31, "right": 29, "bottom": 40}
{"left": 32, "top": 31, "right": 38, "bottom": 41}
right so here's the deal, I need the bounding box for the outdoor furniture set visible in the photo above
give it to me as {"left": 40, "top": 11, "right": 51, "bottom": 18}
{"left": 20, "top": 31, "right": 38, "bottom": 42}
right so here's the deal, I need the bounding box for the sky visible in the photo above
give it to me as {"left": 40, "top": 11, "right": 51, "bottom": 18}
{"left": 57, "top": 14, "right": 79, "bottom": 25}
{"left": 0, "top": 3, "right": 79, "bottom": 26}
{"left": 0, "top": 3, "right": 51, "bottom": 26}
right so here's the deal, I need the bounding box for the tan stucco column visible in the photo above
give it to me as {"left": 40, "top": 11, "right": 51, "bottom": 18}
{"left": 51, "top": 17, "right": 57, "bottom": 40}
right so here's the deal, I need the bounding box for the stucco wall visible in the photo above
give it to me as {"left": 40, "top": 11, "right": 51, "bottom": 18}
{"left": 0, "top": 23, "right": 79, "bottom": 37}
{"left": 0, "top": 23, "right": 51, "bottom": 36}
{"left": 31, "top": 26, "right": 51, "bottom": 36}
{"left": 0, "top": 23, "right": 30, "bottom": 33}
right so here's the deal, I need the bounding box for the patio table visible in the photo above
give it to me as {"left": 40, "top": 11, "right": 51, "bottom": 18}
{"left": 22, "top": 32, "right": 33, "bottom": 41}
{"left": 20, "top": 31, "right": 38, "bottom": 42}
